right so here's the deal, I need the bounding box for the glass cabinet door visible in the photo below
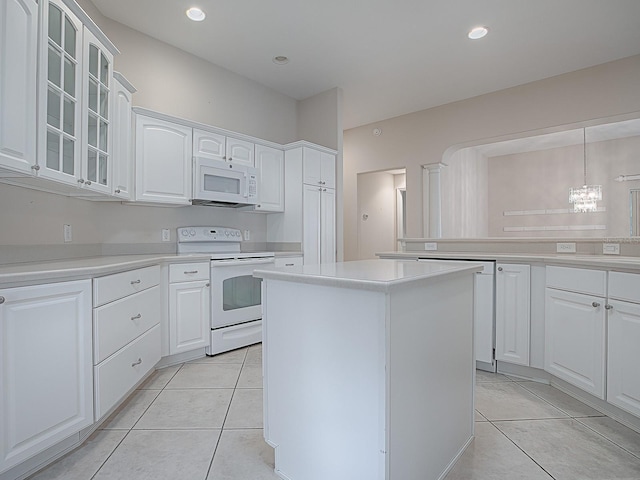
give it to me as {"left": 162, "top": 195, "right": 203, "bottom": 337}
{"left": 39, "top": 0, "right": 82, "bottom": 184}
{"left": 82, "top": 29, "right": 113, "bottom": 193}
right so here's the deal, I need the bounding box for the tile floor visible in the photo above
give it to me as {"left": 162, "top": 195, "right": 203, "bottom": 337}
{"left": 29, "top": 346, "right": 640, "bottom": 480}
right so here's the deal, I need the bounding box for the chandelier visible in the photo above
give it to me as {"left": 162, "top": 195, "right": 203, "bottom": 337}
{"left": 569, "top": 128, "right": 601, "bottom": 213}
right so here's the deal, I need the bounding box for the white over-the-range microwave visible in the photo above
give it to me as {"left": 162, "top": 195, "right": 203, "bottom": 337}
{"left": 192, "top": 157, "right": 258, "bottom": 207}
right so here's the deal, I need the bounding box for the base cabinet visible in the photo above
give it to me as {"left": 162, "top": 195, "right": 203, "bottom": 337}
{"left": 0, "top": 280, "right": 93, "bottom": 474}
{"left": 495, "top": 263, "right": 530, "bottom": 366}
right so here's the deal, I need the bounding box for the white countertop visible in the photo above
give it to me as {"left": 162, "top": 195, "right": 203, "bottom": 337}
{"left": 377, "top": 251, "right": 640, "bottom": 271}
{"left": 253, "top": 259, "right": 483, "bottom": 292}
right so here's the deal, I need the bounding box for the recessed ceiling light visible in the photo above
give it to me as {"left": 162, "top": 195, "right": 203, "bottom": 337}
{"left": 468, "top": 26, "right": 488, "bottom": 40}
{"left": 272, "top": 56, "right": 290, "bottom": 65}
{"left": 186, "top": 7, "right": 206, "bottom": 22}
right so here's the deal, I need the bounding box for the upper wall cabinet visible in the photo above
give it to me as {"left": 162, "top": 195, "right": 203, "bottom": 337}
{"left": 254, "top": 144, "right": 284, "bottom": 212}
{"left": 111, "top": 72, "right": 136, "bottom": 200}
{"left": 303, "top": 147, "right": 335, "bottom": 189}
{"left": 193, "top": 129, "right": 254, "bottom": 167}
{"left": 0, "top": 0, "right": 38, "bottom": 176}
{"left": 134, "top": 113, "right": 193, "bottom": 205}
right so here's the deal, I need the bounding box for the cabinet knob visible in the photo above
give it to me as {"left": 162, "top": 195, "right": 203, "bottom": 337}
{"left": 605, "top": 304, "right": 614, "bottom": 310}
{"left": 31, "top": 164, "right": 40, "bottom": 171}
{"left": 131, "top": 358, "right": 142, "bottom": 367}
{"left": 497, "top": 267, "right": 503, "bottom": 272}
{"left": 78, "top": 178, "right": 85, "bottom": 184}
{"left": 85, "top": 180, "right": 92, "bottom": 186}
{"left": 131, "top": 313, "right": 142, "bottom": 320}
{"left": 206, "top": 283, "right": 210, "bottom": 287}
{"left": 223, "top": 156, "right": 226, "bottom": 160}
{"left": 228, "top": 157, "right": 233, "bottom": 161}
{"left": 0, "top": 296, "right": 5, "bottom": 304}
{"left": 130, "top": 279, "right": 141, "bottom": 285}
{"left": 592, "top": 301, "right": 601, "bottom": 308}
{"left": 115, "top": 188, "right": 121, "bottom": 194}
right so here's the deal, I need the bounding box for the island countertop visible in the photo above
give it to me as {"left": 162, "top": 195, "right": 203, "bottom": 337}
{"left": 253, "top": 258, "right": 483, "bottom": 292}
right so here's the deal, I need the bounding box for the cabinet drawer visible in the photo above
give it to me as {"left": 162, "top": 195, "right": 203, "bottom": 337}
{"left": 94, "top": 324, "right": 161, "bottom": 420}
{"left": 546, "top": 266, "right": 606, "bottom": 296}
{"left": 94, "top": 286, "right": 160, "bottom": 364}
{"left": 93, "top": 265, "right": 160, "bottom": 306}
{"left": 274, "top": 256, "right": 303, "bottom": 268}
{"left": 609, "top": 271, "right": 640, "bottom": 304}
{"left": 169, "top": 262, "right": 210, "bottom": 282}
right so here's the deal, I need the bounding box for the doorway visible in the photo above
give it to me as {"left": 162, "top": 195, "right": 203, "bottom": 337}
{"left": 356, "top": 169, "right": 406, "bottom": 259}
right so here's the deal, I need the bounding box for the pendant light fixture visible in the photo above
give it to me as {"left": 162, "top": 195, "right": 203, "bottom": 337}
{"left": 569, "top": 128, "right": 601, "bottom": 213}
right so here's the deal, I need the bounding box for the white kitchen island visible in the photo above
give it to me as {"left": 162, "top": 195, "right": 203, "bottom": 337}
{"left": 253, "top": 259, "right": 482, "bottom": 480}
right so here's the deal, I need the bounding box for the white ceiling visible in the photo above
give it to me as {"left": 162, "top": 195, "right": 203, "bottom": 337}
{"left": 90, "top": 0, "right": 640, "bottom": 130}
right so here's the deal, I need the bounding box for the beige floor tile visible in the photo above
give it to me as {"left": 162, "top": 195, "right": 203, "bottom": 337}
{"left": 475, "top": 381, "right": 569, "bottom": 421}
{"left": 225, "top": 389, "right": 263, "bottom": 429}
{"left": 134, "top": 389, "right": 233, "bottom": 429}
{"left": 245, "top": 344, "right": 262, "bottom": 365}
{"left": 166, "top": 363, "right": 242, "bottom": 389}
{"left": 475, "top": 370, "right": 513, "bottom": 383}
{"left": 190, "top": 348, "right": 248, "bottom": 364}
{"left": 101, "top": 389, "right": 160, "bottom": 430}
{"left": 237, "top": 364, "right": 262, "bottom": 388}
{"left": 495, "top": 418, "right": 640, "bottom": 479}
{"left": 444, "top": 422, "right": 552, "bottom": 479}
{"left": 578, "top": 416, "right": 640, "bottom": 458}
{"left": 519, "top": 381, "right": 603, "bottom": 418}
{"left": 207, "top": 429, "right": 278, "bottom": 480}
{"left": 475, "top": 410, "right": 488, "bottom": 422}
{"left": 29, "top": 430, "right": 127, "bottom": 480}
{"left": 93, "top": 430, "right": 220, "bottom": 480}
{"left": 137, "top": 365, "right": 181, "bottom": 390}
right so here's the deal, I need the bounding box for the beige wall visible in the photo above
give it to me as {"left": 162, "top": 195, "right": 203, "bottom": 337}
{"left": 343, "top": 55, "right": 640, "bottom": 260}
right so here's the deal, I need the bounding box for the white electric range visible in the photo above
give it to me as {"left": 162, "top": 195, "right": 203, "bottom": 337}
{"left": 177, "top": 226, "right": 274, "bottom": 355}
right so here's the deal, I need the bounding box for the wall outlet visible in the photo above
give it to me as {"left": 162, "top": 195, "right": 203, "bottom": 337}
{"left": 603, "top": 243, "right": 620, "bottom": 255}
{"left": 63, "top": 224, "right": 72, "bottom": 243}
{"left": 424, "top": 242, "right": 438, "bottom": 251}
{"left": 556, "top": 242, "right": 576, "bottom": 253}
{"left": 244, "top": 230, "right": 250, "bottom": 241}
{"left": 161, "top": 229, "right": 171, "bottom": 242}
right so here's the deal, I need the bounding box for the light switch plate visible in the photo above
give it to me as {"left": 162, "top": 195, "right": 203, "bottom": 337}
{"left": 603, "top": 243, "right": 620, "bottom": 255}
{"left": 63, "top": 224, "right": 72, "bottom": 243}
{"left": 424, "top": 242, "right": 438, "bottom": 251}
{"left": 556, "top": 242, "right": 576, "bottom": 253}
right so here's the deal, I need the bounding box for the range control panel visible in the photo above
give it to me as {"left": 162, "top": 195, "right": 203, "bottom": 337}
{"left": 177, "top": 226, "right": 242, "bottom": 242}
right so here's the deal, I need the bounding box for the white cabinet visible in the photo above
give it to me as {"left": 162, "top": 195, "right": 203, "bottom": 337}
{"left": 254, "top": 144, "right": 284, "bottom": 212}
{"left": 0, "top": 280, "right": 93, "bottom": 473}
{"left": 495, "top": 263, "right": 530, "bottom": 366}
{"left": 110, "top": 72, "right": 135, "bottom": 199}
{"left": 193, "top": 129, "right": 254, "bottom": 167}
{"left": 544, "top": 266, "right": 606, "bottom": 399}
{"left": 303, "top": 184, "right": 335, "bottom": 265}
{"left": 0, "top": 0, "right": 38, "bottom": 176}
{"left": 607, "top": 272, "right": 640, "bottom": 417}
{"left": 134, "top": 113, "right": 192, "bottom": 205}
{"left": 168, "top": 262, "right": 210, "bottom": 355}
{"left": 302, "top": 147, "right": 335, "bottom": 189}
{"left": 93, "top": 265, "right": 161, "bottom": 420}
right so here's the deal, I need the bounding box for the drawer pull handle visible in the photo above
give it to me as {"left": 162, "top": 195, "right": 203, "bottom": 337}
{"left": 0, "top": 296, "right": 5, "bottom": 304}
{"left": 285, "top": 263, "right": 294, "bottom": 266}
{"left": 184, "top": 270, "right": 199, "bottom": 274}
{"left": 130, "top": 279, "right": 141, "bottom": 285}
{"left": 605, "top": 304, "right": 614, "bottom": 310}
{"left": 131, "top": 313, "right": 142, "bottom": 320}
{"left": 592, "top": 302, "right": 600, "bottom": 308}
{"left": 131, "top": 358, "right": 142, "bottom": 367}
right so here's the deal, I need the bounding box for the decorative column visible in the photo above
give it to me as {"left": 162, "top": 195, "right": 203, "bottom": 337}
{"left": 422, "top": 163, "right": 446, "bottom": 238}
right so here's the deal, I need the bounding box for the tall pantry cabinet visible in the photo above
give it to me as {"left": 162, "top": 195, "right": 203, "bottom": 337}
{"left": 269, "top": 143, "right": 337, "bottom": 265}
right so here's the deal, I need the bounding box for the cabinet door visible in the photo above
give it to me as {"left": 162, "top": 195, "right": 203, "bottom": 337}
{"left": 193, "top": 129, "right": 225, "bottom": 161}
{"left": 303, "top": 184, "right": 321, "bottom": 265}
{"left": 0, "top": 0, "right": 38, "bottom": 175}
{"left": 495, "top": 263, "right": 530, "bottom": 366}
{"left": 320, "top": 188, "right": 336, "bottom": 263}
{"left": 255, "top": 145, "right": 284, "bottom": 212}
{"left": 0, "top": 280, "right": 93, "bottom": 471}
{"left": 134, "top": 115, "right": 192, "bottom": 204}
{"left": 607, "top": 299, "right": 640, "bottom": 416}
{"left": 302, "top": 147, "right": 322, "bottom": 186}
{"left": 226, "top": 137, "right": 254, "bottom": 166}
{"left": 111, "top": 75, "right": 133, "bottom": 199}
{"left": 37, "top": 0, "right": 83, "bottom": 185}
{"left": 80, "top": 28, "right": 113, "bottom": 194}
{"left": 169, "top": 280, "right": 210, "bottom": 355}
{"left": 545, "top": 288, "right": 605, "bottom": 398}
{"left": 320, "top": 152, "right": 336, "bottom": 189}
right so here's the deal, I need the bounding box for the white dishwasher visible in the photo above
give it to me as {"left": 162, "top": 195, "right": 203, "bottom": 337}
{"left": 418, "top": 259, "right": 496, "bottom": 372}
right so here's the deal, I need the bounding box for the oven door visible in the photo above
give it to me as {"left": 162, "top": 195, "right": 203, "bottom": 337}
{"left": 210, "top": 258, "right": 274, "bottom": 328}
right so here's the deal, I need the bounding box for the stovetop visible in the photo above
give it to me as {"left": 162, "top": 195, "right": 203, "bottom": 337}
{"left": 176, "top": 226, "right": 273, "bottom": 260}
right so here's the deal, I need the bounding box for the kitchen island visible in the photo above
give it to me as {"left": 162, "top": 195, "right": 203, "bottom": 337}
{"left": 253, "top": 259, "right": 482, "bottom": 480}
